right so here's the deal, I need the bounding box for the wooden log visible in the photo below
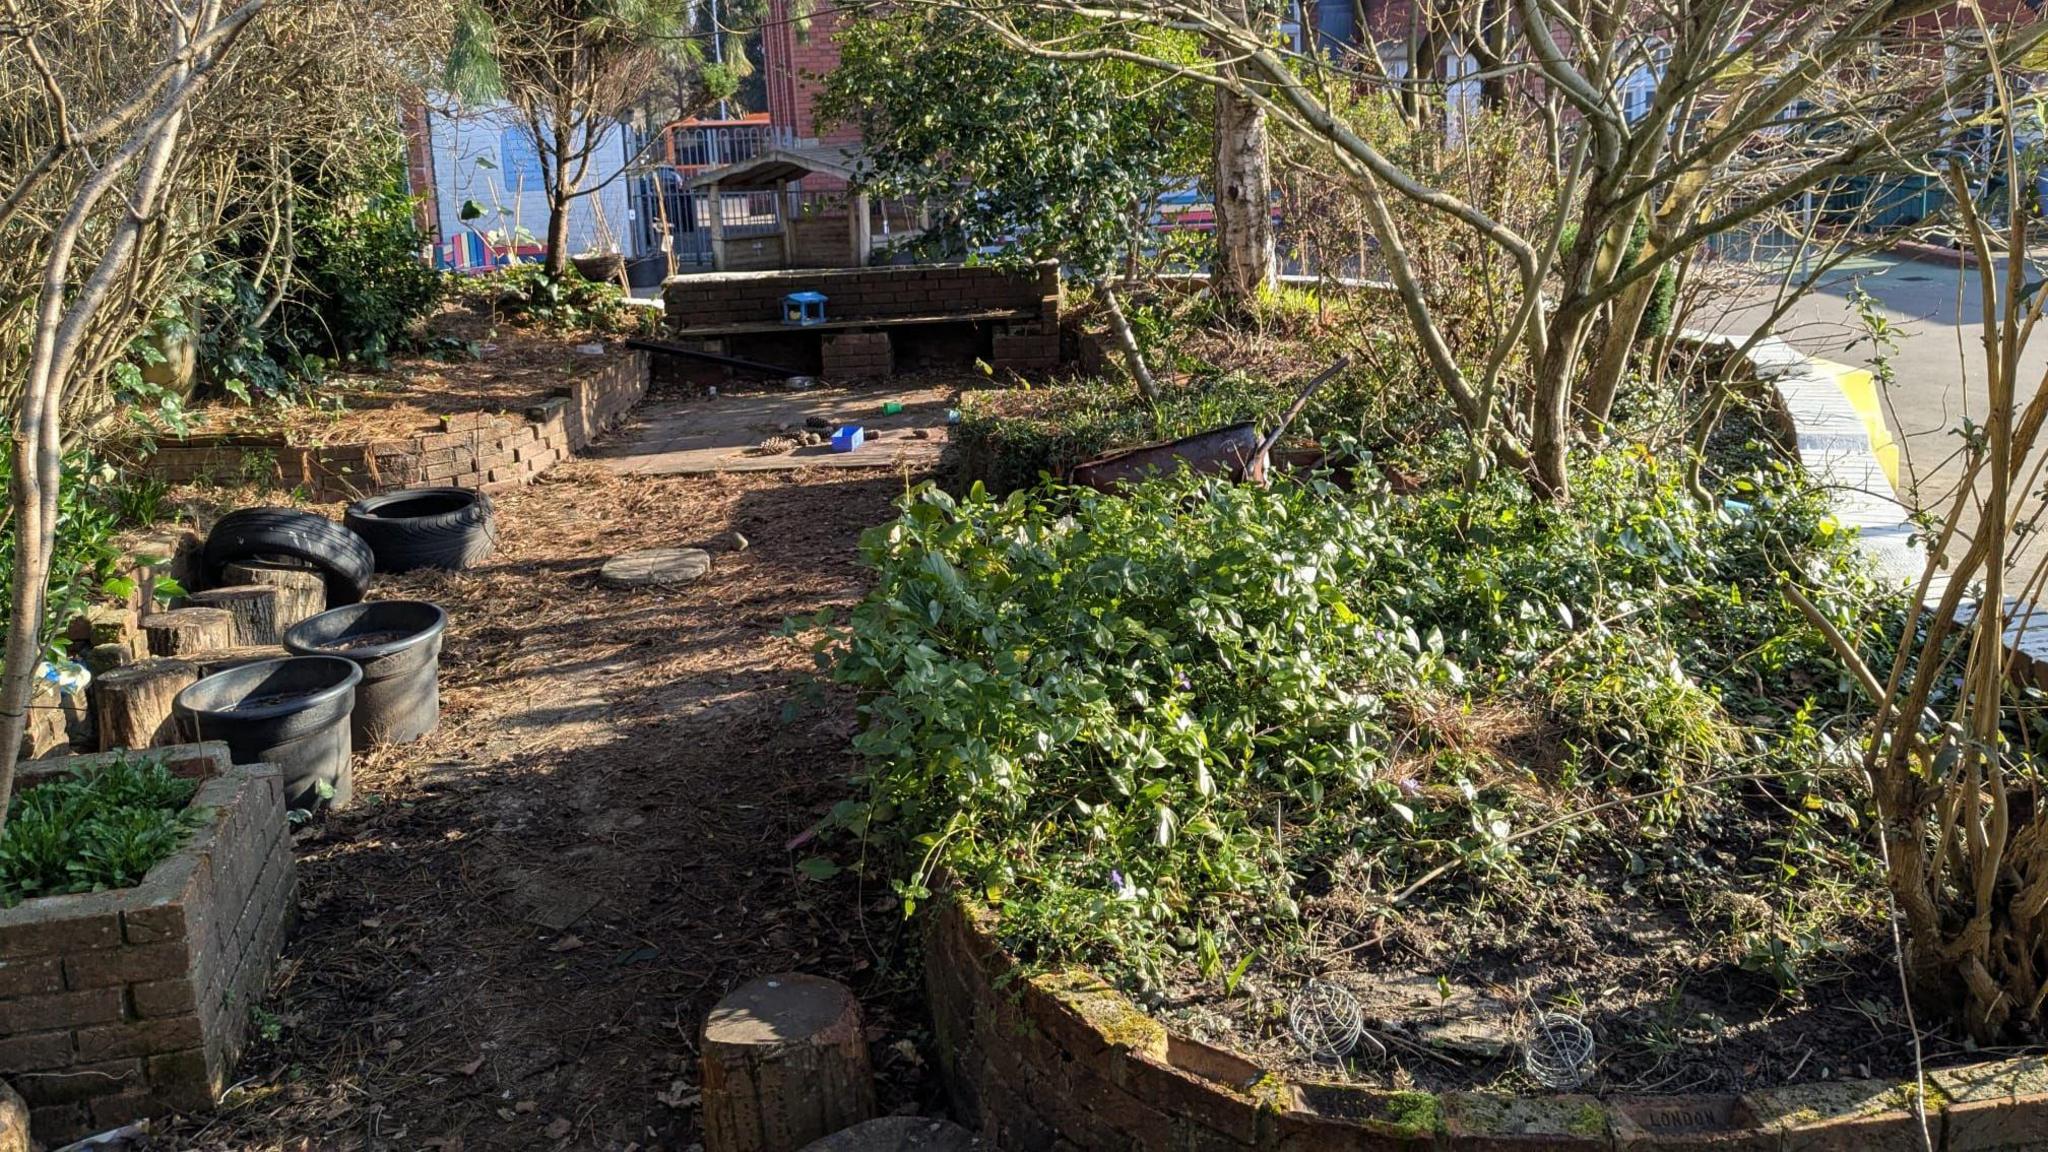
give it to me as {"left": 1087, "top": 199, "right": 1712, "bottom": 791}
{"left": 191, "top": 645, "right": 289, "bottom": 677}
{"left": 21, "top": 684, "right": 74, "bottom": 760}
{"left": 186, "top": 585, "right": 283, "bottom": 646}
{"left": 221, "top": 559, "right": 326, "bottom": 631}
{"left": 65, "top": 604, "right": 138, "bottom": 650}
{"left": 192, "top": 644, "right": 289, "bottom": 675}
{"left": 83, "top": 642, "right": 134, "bottom": 677}
{"left": 81, "top": 643, "right": 137, "bottom": 754}
{"left": 142, "top": 607, "right": 236, "bottom": 656}
{"left": 702, "top": 974, "right": 876, "bottom": 1152}
{"left": 95, "top": 659, "right": 198, "bottom": 751}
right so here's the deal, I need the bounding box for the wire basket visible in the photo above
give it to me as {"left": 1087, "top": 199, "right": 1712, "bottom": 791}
{"left": 1523, "top": 1011, "right": 1596, "bottom": 1088}
{"left": 1288, "top": 980, "right": 1367, "bottom": 1063}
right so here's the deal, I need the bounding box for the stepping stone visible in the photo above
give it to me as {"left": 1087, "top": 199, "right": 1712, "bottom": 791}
{"left": 798, "top": 1117, "right": 981, "bottom": 1151}
{"left": 600, "top": 547, "right": 711, "bottom": 587}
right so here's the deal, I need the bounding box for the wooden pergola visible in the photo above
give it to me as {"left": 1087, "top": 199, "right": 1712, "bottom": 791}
{"left": 684, "top": 145, "right": 877, "bottom": 270}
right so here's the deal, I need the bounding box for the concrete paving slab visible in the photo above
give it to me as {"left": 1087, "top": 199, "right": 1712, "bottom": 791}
{"left": 595, "top": 384, "right": 952, "bottom": 476}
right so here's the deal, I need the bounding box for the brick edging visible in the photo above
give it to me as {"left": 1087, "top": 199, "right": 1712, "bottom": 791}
{"left": 2, "top": 744, "right": 295, "bottom": 1142}
{"left": 125, "top": 349, "right": 649, "bottom": 503}
{"left": 926, "top": 897, "right": 2047, "bottom": 1150}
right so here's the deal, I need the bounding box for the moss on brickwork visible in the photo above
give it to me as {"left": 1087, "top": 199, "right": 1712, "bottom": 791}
{"left": 1383, "top": 1091, "right": 1443, "bottom": 1136}
{"left": 1036, "top": 968, "right": 1167, "bottom": 1054}
{"left": 1249, "top": 1072, "right": 1289, "bottom": 1113}
{"left": 1889, "top": 1081, "right": 1951, "bottom": 1113}
{"left": 1569, "top": 1101, "right": 1608, "bottom": 1136}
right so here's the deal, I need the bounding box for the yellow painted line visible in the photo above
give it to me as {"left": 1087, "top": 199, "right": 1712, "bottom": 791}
{"left": 1807, "top": 356, "right": 1900, "bottom": 491}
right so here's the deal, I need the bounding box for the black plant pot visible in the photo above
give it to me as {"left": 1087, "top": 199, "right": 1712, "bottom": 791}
{"left": 284, "top": 601, "right": 447, "bottom": 748}
{"left": 175, "top": 656, "right": 361, "bottom": 812}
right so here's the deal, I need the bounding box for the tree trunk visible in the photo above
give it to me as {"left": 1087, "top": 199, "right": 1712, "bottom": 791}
{"left": 1100, "top": 285, "right": 1159, "bottom": 402}
{"left": 95, "top": 659, "right": 198, "bottom": 752}
{"left": 0, "top": 16, "right": 215, "bottom": 838}
{"left": 1582, "top": 273, "right": 1658, "bottom": 436}
{"left": 1211, "top": 9, "right": 1277, "bottom": 307}
{"left": 187, "top": 586, "right": 283, "bottom": 646}
{"left": 143, "top": 607, "right": 235, "bottom": 656}
{"left": 700, "top": 973, "right": 876, "bottom": 1152}
{"left": 545, "top": 189, "right": 571, "bottom": 278}
{"left": 543, "top": 110, "right": 573, "bottom": 277}
{"left": 1528, "top": 307, "right": 1592, "bottom": 501}
{"left": 221, "top": 560, "right": 325, "bottom": 633}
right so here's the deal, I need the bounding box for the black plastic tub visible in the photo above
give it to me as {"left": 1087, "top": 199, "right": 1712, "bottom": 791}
{"left": 284, "top": 601, "right": 447, "bottom": 748}
{"left": 175, "top": 656, "right": 361, "bottom": 811}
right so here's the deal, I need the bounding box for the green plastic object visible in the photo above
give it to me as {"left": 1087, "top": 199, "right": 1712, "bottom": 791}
{"left": 881, "top": 401, "right": 905, "bottom": 415}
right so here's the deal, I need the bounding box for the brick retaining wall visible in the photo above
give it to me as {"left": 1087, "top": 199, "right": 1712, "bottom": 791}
{"left": 132, "top": 349, "right": 649, "bottom": 503}
{"left": 3, "top": 744, "right": 293, "bottom": 1143}
{"left": 821, "top": 332, "right": 893, "bottom": 379}
{"left": 662, "top": 263, "right": 1061, "bottom": 331}
{"left": 927, "top": 897, "right": 2048, "bottom": 1151}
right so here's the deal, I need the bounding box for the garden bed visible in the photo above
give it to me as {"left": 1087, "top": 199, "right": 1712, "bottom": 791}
{"left": 814, "top": 311, "right": 2048, "bottom": 1138}
{"left": 0, "top": 743, "right": 293, "bottom": 1143}
{"left": 114, "top": 296, "right": 656, "bottom": 502}
{"left": 128, "top": 347, "right": 650, "bottom": 502}
{"left": 929, "top": 895, "right": 2048, "bottom": 1151}
{"left": 151, "top": 301, "right": 637, "bottom": 447}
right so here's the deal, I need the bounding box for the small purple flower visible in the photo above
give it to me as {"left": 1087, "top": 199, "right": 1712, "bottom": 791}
{"left": 1110, "top": 869, "right": 1125, "bottom": 890}
{"left": 1397, "top": 776, "right": 1423, "bottom": 798}
{"left": 1177, "top": 672, "right": 1193, "bottom": 691}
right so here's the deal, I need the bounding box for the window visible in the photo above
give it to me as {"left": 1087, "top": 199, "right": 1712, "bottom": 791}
{"left": 1617, "top": 38, "right": 1669, "bottom": 125}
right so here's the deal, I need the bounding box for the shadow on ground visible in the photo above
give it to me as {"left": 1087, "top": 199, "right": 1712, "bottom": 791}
{"left": 166, "top": 467, "right": 930, "bottom": 1152}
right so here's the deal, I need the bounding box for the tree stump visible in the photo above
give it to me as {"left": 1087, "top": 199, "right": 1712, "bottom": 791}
{"left": 221, "top": 559, "right": 326, "bottom": 631}
{"left": 83, "top": 643, "right": 133, "bottom": 677}
{"left": 192, "top": 645, "right": 290, "bottom": 678}
{"left": 95, "top": 659, "right": 198, "bottom": 751}
{"left": 142, "top": 607, "right": 236, "bottom": 656}
{"left": 187, "top": 585, "right": 283, "bottom": 646}
{"left": 701, "top": 974, "right": 876, "bottom": 1152}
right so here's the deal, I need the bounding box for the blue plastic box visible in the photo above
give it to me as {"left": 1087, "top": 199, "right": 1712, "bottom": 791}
{"left": 783, "top": 291, "right": 828, "bottom": 326}
{"left": 830, "top": 425, "right": 865, "bottom": 453}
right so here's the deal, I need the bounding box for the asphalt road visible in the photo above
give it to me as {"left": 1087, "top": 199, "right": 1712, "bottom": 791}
{"left": 1709, "top": 250, "right": 2048, "bottom": 568}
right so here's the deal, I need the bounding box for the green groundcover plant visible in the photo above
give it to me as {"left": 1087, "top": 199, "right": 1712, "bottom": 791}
{"left": 0, "top": 756, "right": 204, "bottom": 907}
{"left": 809, "top": 444, "right": 1904, "bottom": 989}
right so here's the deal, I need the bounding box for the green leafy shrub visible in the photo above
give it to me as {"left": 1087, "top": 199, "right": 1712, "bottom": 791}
{"left": 466, "top": 263, "right": 631, "bottom": 333}
{"left": 190, "top": 142, "right": 440, "bottom": 398}
{"left": 191, "top": 263, "right": 309, "bottom": 400}
{"left": 955, "top": 373, "right": 1288, "bottom": 493}
{"left": 0, "top": 445, "right": 181, "bottom": 660}
{"left": 955, "top": 360, "right": 1416, "bottom": 494}
{"left": 0, "top": 757, "right": 203, "bottom": 906}
{"left": 273, "top": 157, "right": 441, "bottom": 368}
{"left": 816, "top": 449, "right": 1891, "bottom": 982}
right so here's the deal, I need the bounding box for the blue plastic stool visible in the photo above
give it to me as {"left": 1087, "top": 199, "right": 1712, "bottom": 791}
{"left": 830, "top": 425, "right": 865, "bottom": 453}
{"left": 783, "top": 291, "right": 828, "bottom": 326}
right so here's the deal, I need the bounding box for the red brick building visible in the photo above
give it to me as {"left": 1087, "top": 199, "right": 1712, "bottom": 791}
{"left": 762, "top": 0, "right": 861, "bottom": 150}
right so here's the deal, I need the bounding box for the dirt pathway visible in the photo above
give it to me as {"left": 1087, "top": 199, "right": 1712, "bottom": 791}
{"left": 167, "top": 463, "right": 929, "bottom": 1152}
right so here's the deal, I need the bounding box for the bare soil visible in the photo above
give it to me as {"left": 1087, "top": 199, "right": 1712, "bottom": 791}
{"left": 159, "top": 301, "right": 631, "bottom": 446}
{"left": 150, "top": 463, "right": 933, "bottom": 1152}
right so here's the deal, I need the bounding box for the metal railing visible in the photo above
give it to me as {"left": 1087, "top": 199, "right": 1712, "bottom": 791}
{"left": 667, "top": 122, "right": 774, "bottom": 171}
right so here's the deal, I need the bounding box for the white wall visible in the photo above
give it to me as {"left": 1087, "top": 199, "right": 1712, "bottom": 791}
{"left": 422, "top": 98, "right": 644, "bottom": 263}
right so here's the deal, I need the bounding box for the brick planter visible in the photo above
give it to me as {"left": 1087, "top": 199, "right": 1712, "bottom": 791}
{"left": 128, "top": 350, "right": 649, "bottom": 503}
{"left": 927, "top": 898, "right": 2048, "bottom": 1151}
{"left": 0, "top": 743, "right": 293, "bottom": 1142}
